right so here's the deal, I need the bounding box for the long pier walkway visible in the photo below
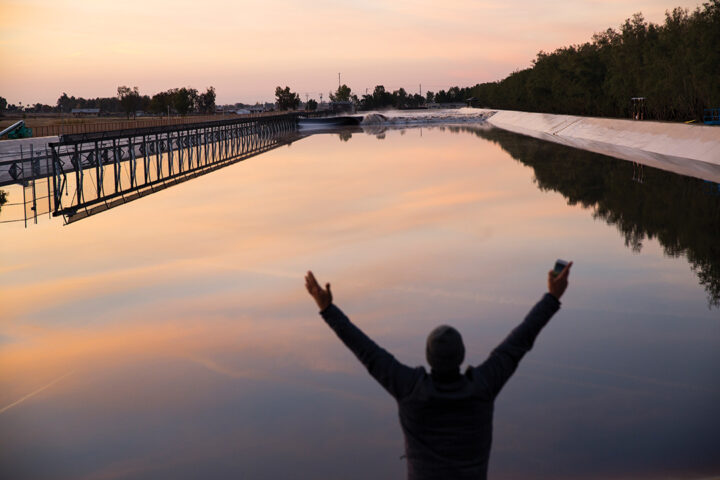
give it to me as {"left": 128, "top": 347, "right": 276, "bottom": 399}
{"left": 0, "top": 113, "right": 301, "bottom": 225}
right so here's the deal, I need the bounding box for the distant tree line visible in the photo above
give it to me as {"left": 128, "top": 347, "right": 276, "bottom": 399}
{"left": 67, "top": 86, "right": 216, "bottom": 117}
{"left": 0, "top": 86, "right": 216, "bottom": 117}
{"left": 355, "top": 85, "right": 469, "bottom": 109}
{"left": 0, "top": 95, "right": 59, "bottom": 114}
{"left": 358, "top": 85, "right": 426, "bottom": 110}
{"left": 281, "top": 84, "right": 431, "bottom": 111}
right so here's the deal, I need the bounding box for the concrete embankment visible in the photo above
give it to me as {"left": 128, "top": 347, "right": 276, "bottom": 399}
{"left": 483, "top": 110, "right": 720, "bottom": 183}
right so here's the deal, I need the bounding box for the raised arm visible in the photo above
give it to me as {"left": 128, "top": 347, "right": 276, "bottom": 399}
{"left": 475, "top": 262, "right": 572, "bottom": 398}
{"left": 305, "top": 271, "right": 421, "bottom": 400}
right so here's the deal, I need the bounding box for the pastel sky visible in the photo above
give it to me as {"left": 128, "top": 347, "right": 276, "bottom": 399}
{"left": 0, "top": 0, "right": 703, "bottom": 105}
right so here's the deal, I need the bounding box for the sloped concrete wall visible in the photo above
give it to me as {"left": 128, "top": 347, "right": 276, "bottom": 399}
{"left": 484, "top": 110, "right": 720, "bottom": 183}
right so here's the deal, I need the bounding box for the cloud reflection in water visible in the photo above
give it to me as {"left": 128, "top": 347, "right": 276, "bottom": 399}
{"left": 1, "top": 127, "right": 718, "bottom": 479}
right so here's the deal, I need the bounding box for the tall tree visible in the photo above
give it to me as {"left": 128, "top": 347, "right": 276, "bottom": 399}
{"left": 197, "top": 86, "right": 216, "bottom": 114}
{"left": 56, "top": 93, "right": 76, "bottom": 113}
{"left": 172, "top": 88, "right": 198, "bottom": 115}
{"left": 330, "top": 84, "right": 352, "bottom": 102}
{"left": 117, "top": 86, "right": 142, "bottom": 118}
{"left": 149, "top": 90, "right": 174, "bottom": 114}
{"left": 393, "top": 88, "right": 408, "bottom": 108}
{"left": 275, "top": 86, "right": 300, "bottom": 110}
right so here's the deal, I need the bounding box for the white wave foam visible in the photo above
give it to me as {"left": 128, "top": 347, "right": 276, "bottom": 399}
{"left": 361, "top": 108, "right": 495, "bottom": 126}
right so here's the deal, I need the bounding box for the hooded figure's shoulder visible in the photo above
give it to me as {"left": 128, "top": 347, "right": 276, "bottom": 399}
{"left": 464, "top": 365, "right": 495, "bottom": 398}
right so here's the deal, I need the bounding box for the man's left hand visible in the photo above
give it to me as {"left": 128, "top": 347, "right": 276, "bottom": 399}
{"left": 305, "top": 271, "right": 333, "bottom": 311}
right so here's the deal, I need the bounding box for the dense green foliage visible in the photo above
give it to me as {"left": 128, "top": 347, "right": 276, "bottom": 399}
{"left": 467, "top": 2, "right": 720, "bottom": 121}
{"left": 463, "top": 126, "right": 720, "bottom": 306}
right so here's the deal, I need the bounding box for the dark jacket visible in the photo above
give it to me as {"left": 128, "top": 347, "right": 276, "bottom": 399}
{"left": 320, "top": 293, "right": 560, "bottom": 480}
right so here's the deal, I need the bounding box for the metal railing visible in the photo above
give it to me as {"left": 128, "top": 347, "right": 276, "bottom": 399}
{"left": 16, "top": 113, "right": 286, "bottom": 138}
{"left": 0, "top": 113, "right": 302, "bottom": 226}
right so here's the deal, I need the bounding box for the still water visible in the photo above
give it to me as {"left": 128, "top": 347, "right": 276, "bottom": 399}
{"left": 1, "top": 125, "right": 719, "bottom": 479}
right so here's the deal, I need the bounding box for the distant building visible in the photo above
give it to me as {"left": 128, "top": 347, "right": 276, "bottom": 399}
{"left": 71, "top": 108, "right": 100, "bottom": 116}
{"left": 248, "top": 103, "right": 275, "bottom": 113}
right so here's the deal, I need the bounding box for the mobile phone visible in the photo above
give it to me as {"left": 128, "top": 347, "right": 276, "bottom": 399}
{"left": 552, "top": 259, "right": 569, "bottom": 276}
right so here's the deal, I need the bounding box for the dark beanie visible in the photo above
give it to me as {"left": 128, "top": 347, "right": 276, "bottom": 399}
{"left": 426, "top": 325, "right": 465, "bottom": 372}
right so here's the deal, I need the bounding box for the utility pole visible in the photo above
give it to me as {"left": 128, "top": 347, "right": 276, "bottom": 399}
{"left": 420, "top": 84, "right": 422, "bottom": 96}
{"left": 338, "top": 72, "right": 341, "bottom": 89}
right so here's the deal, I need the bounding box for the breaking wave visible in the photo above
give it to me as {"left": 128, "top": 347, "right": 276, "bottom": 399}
{"left": 361, "top": 108, "right": 495, "bottom": 126}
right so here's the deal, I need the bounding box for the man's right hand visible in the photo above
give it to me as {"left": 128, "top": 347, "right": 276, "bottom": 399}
{"left": 548, "top": 261, "right": 572, "bottom": 300}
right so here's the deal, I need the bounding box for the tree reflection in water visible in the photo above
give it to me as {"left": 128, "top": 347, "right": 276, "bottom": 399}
{"left": 444, "top": 125, "right": 720, "bottom": 308}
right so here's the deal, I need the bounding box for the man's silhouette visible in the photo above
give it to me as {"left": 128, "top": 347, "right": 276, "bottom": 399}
{"left": 305, "top": 262, "right": 572, "bottom": 480}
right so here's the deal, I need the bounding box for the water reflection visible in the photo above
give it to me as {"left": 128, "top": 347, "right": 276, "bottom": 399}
{"left": 463, "top": 126, "right": 720, "bottom": 308}
{"left": 1, "top": 126, "right": 718, "bottom": 479}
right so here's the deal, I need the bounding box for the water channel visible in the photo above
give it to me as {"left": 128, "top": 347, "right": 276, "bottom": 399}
{"left": 1, "top": 124, "right": 718, "bottom": 479}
